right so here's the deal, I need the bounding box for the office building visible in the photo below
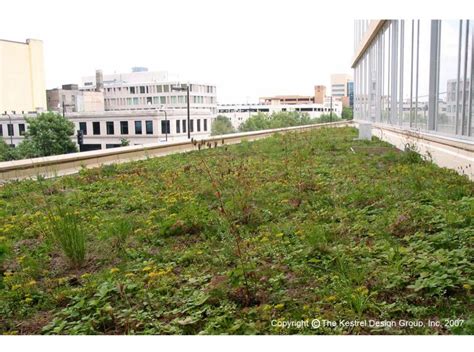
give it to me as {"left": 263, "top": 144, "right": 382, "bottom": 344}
{"left": 353, "top": 20, "right": 473, "bottom": 138}
{"left": 81, "top": 68, "right": 218, "bottom": 115}
{"left": 47, "top": 84, "right": 105, "bottom": 114}
{"left": 260, "top": 85, "right": 328, "bottom": 105}
{"left": 331, "top": 73, "right": 353, "bottom": 107}
{"left": 0, "top": 109, "right": 214, "bottom": 150}
{"left": 0, "top": 38, "right": 46, "bottom": 114}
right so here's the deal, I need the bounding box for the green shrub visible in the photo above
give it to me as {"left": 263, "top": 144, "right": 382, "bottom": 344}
{"left": 401, "top": 143, "right": 424, "bottom": 164}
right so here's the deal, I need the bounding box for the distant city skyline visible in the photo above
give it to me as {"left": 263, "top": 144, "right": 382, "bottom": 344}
{"left": 2, "top": 0, "right": 356, "bottom": 104}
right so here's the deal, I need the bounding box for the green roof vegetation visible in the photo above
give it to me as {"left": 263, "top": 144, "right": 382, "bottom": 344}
{"left": 0, "top": 127, "right": 472, "bottom": 334}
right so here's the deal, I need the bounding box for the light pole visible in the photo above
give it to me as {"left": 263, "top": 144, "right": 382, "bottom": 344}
{"left": 58, "top": 102, "right": 74, "bottom": 117}
{"left": 330, "top": 96, "right": 333, "bottom": 122}
{"left": 3, "top": 111, "right": 13, "bottom": 146}
{"left": 148, "top": 102, "right": 169, "bottom": 142}
{"left": 158, "top": 107, "right": 168, "bottom": 142}
{"left": 171, "top": 84, "right": 190, "bottom": 139}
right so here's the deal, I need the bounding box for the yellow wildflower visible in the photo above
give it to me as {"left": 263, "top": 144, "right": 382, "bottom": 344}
{"left": 125, "top": 273, "right": 135, "bottom": 278}
{"left": 274, "top": 303, "right": 285, "bottom": 310}
{"left": 148, "top": 272, "right": 160, "bottom": 279}
{"left": 27, "top": 280, "right": 37, "bottom": 286}
{"left": 81, "top": 273, "right": 91, "bottom": 279}
{"left": 463, "top": 284, "right": 471, "bottom": 290}
{"left": 275, "top": 233, "right": 284, "bottom": 238}
{"left": 356, "top": 286, "right": 369, "bottom": 295}
{"left": 326, "top": 295, "right": 337, "bottom": 303}
{"left": 11, "top": 284, "right": 22, "bottom": 290}
{"left": 24, "top": 297, "right": 33, "bottom": 303}
{"left": 142, "top": 266, "right": 153, "bottom": 272}
{"left": 109, "top": 268, "right": 120, "bottom": 274}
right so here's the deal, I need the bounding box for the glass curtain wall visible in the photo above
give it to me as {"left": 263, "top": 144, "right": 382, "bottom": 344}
{"left": 354, "top": 19, "right": 473, "bottom": 139}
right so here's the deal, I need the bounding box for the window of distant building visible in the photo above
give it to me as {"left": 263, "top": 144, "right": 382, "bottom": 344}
{"left": 120, "top": 121, "right": 129, "bottom": 135}
{"left": 182, "top": 119, "right": 186, "bottom": 133}
{"left": 7, "top": 124, "right": 14, "bottom": 136}
{"left": 189, "top": 119, "right": 194, "bottom": 132}
{"left": 145, "top": 120, "right": 153, "bottom": 134}
{"left": 160, "top": 96, "right": 166, "bottom": 104}
{"left": 140, "top": 86, "right": 146, "bottom": 94}
{"left": 0, "top": 124, "right": 3, "bottom": 137}
{"left": 18, "top": 124, "right": 26, "bottom": 136}
{"left": 203, "top": 119, "right": 207, "bottom": 131}
{"left": 157, "top": 85, "right": 163, "bottom": 93}
{"left": 161, "top": 120, "right": 170, "bottom": 134}
{"left": 130, "top": 87, "right": 136, "bottom": 94}
{"left": 176, "top": 120, "right": 180, "bottom": 133}
{"left": 146, "top": 97, "right": 153, "bottom": 105}
{"left": 93, "top": 121, "right": 101, "bottom": 135}
{"left": 79, "top": 122, "right": 87, "bottom": 135}
{"left": 197, "top": 119, "right": 201, "bottom": 132}
{"left": 135, "top": 121, "right": 142, "bottom": 134}
{"left": 163, "top": 85, "right": 169, "bottom": 93}
{"left": 106, "top": 121, "right": 114, "bottom": 135}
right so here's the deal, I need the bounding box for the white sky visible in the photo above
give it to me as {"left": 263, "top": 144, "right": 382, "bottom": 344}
{"left": 1, "top": 0, "right": 467, "bottom": 103}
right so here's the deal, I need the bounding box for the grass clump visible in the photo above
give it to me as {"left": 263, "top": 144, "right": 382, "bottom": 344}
{"left": 48, "top": 207, "right": 86, "bottom": 269}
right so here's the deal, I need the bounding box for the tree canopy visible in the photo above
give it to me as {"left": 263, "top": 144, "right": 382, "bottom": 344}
{"left": 211, "top": 115, "right": 235, "bottom": 136}
{"left": 21, "top": 112, "right": 78, "bottom": 158}
{"left": 0, "top": 112, "right": 78, "bottom": 161}
{"left": 342, "top": 107, "right": 353, "bottom": 120}
{"left": 0, "top": 138, "right": 16, "bottom": 161}
{"left": 238, "top": 111, "right": 339, "bottom": 132}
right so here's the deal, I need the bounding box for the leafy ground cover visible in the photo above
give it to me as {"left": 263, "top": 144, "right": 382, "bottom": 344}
{"left": 0, "top": 127, "right": 472, "bottom": 335}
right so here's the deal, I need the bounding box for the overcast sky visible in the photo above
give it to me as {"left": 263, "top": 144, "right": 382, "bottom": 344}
{"left": 1, "top": 0, "right": 464, "bottom": 103}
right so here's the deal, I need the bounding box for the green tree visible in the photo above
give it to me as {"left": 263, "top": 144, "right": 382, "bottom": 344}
{"left": 211, "top": 115, "right": 235, "bottom": 135}
{"left": 317, "top": 113, "right": 340, "bottom": 123}
{"left": 18, "top": 112, "right": 78, "bottom": 158}
{"left": 0, "top": 138, "right": 18, "bottom": 161}
{"left": 341, "top": 107, "right": 353, "bottom": 120}
{"left": 239, "top": 111, "right": 315, "bottom": 132}
{"left": 238, "top": 112, "right": 270, "bottom": 132}
{"left": 120, "top": 138, "right": 130, "bottom": 146}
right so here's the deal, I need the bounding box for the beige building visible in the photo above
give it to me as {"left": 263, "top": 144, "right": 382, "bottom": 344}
{"left": 260, "top": 85, "right": 327, "bottom": 105}
{"left": 0, "top": 38, "right": 46, "bottom": 114}
{"left": 330, "top": 73, "right": 353, "bottom": 107}
{"left": 47, "top": 84, "right": 105, "bottom": 114}
{"left": 314, "top": 85, "right": 326, "bottom": 104}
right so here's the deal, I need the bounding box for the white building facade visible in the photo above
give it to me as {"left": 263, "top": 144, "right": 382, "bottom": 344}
{"left": 0, "top": 109, "right": 214, "bottom": 150}
{"left": 81, "top": 69, "right": 218, "bottom": 115}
